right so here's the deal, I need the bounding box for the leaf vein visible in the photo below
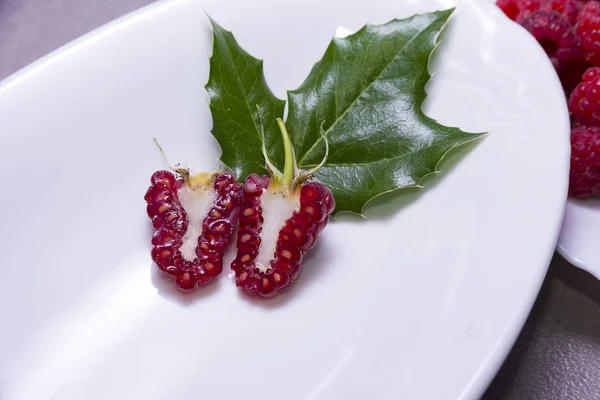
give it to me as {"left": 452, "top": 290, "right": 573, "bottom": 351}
{"left": 298, "top": 24, "right": 430, "bottom": 165}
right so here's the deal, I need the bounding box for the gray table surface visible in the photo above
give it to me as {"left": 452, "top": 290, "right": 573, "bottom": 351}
{"left": 1, "top": 1, "right": 599, "bottom": 399}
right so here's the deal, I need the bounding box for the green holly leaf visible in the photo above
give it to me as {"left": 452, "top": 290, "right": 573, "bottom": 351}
{"left": 286, "top": 9, "right": 486, "bottom": 215}
{"left": 206, "top": 18, "right": 285, "bottom": 180}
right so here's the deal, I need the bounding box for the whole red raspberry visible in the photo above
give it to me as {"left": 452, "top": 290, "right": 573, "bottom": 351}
{"left": 540, "top": 0, "right": 582, "bottom": 25}
{"left": 497, "top": 0, "right": 582, "bottom": 23}
{"left": 569, "top": 125, "right": 600, "bottom": 198}
{"left": 569, "top": 67, "right": 600, "bottom": 126}
{"left": 520, "top": 11, "right": 581, "bottom": 65}
{"left": 497, "top": 0, "right": 540, "bottom": 22}
{"left": 576, "top": 1, "right": 600, "bottom": 65}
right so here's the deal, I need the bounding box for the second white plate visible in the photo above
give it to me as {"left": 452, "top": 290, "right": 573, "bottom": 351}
{"left": 558, "top": 199, "right": 600, "bottom": 279}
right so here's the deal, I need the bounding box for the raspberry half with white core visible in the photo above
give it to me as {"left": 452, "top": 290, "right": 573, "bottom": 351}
{"left": 232, "top": 119, "right": 335, "bottom": 297}
{"left": 145, "top": 144, "right": 243, "bottom": 290}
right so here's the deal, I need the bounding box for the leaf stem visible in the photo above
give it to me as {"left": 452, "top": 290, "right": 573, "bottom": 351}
{"left": 276, "top": 118, "right": 296, "bottom": 190}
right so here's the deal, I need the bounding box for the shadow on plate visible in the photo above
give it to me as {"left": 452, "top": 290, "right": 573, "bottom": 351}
{"left": 151, "top": 264, "right": 222, "bottom": 306}
{"left": 336, "top": 138, "right": 484, "bottom": 222}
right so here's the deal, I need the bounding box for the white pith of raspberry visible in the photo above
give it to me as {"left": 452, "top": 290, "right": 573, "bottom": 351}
{"left": 178, "top": 185, "right": 217, "bottom": 261}
{"left": 254, "top": 187, "right": 301, "bottom": 273}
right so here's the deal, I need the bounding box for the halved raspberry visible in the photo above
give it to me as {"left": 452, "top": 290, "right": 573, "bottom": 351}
{"left": 145, "top": 170, "right": 243, "bottom": 290}
{"left": 569, "top": 66, "right": 600, "bottom": 126}
{"left": 231, "top": 119, "right": 335, "bottom": 298}
{"left": 232, "top": 175, "right": 334, "bottom": 297}
{"left": 569, "top": 125, "right": 600, "bottom": 198}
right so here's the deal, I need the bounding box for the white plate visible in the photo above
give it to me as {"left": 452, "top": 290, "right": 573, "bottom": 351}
{"left": 558, "top": 200, "right": 600, "bottom": 279}
{"left": 0, "top": 0, "right": 569, "bottom": 399}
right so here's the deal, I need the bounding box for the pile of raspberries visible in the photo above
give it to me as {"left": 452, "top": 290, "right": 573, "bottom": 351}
{"left": 497, "top": 0, "right": 600, "bottom": 198}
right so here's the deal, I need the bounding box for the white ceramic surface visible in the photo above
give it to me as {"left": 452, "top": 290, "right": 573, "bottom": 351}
{"left": 0, "top": 0, "right": 569, "bottom": 399}
{"left": 558, "top": 200, "right": 600, "bottom": 279}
